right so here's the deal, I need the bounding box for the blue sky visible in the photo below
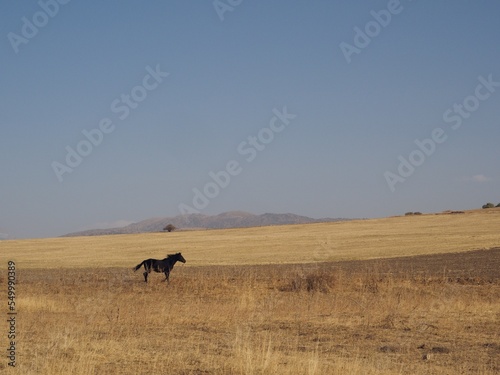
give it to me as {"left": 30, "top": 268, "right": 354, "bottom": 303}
{"left": 1, "top": 0, "right": 499, "bottom": 239}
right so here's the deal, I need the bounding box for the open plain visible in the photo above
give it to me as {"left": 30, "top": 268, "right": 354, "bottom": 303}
{"left": 1, "top": 209, "right": 500, "bottom": 374}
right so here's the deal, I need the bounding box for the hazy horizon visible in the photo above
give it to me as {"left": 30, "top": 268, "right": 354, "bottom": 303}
{"left": 2, "top": 1, "right": 499, "bottom": 239}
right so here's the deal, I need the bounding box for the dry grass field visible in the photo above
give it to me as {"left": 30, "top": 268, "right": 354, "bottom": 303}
{"left": 1, "top": 209, "right": 500, "bottom": 374}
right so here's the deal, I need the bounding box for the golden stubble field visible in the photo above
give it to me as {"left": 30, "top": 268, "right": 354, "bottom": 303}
{"left": 1, "top": 209, "right": 500, "bottom": 374}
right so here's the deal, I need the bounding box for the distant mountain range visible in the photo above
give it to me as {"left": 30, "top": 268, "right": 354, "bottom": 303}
{"left": 62, "top": 211, "right": 351, "bottom": 237}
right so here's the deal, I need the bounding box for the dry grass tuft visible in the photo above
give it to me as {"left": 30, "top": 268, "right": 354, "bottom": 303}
{"left": 279, "top": 269, "right": 336, "bottom": 293}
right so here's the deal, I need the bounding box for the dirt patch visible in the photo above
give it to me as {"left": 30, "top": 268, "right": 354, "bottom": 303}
{"left": 323, "top": 247, "right": 500, "bottom": 282}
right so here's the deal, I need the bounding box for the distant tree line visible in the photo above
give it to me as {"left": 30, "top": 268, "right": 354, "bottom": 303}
{"left": 482, "top": 202, "right": 500, "bottom": 209}
{"left": 405, "top": 212, "right": 423, "bottom": 216}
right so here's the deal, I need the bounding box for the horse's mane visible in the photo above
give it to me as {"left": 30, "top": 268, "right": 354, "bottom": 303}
{"left": 166, "top": 253, "right": 179, "bottom": 258}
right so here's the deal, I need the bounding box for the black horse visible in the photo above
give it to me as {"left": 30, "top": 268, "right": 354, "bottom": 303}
{"left": 133, "top": 252, "right": 186, "bottom": 283}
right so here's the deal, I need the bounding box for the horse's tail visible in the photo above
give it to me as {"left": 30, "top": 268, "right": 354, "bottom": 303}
{"left": 133, "top": 261, "right": 145, "bottom": 272}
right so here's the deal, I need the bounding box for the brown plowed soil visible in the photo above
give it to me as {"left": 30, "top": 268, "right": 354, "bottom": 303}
{"left": 329, "top": 246, "right": 500, "bottom": 282}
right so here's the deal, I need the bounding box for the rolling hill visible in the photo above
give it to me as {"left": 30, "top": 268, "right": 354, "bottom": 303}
{"left": 62, "top": 211, "right": 350, "bottom": 237}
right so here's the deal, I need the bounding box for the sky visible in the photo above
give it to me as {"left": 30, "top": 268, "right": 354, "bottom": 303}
{"left": 1, "top": 0, "right": 500, "bottom": 239}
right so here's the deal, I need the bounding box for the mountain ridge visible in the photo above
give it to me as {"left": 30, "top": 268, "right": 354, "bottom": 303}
{"left": 62, "top": 211, "right": 351, "bottom": 237}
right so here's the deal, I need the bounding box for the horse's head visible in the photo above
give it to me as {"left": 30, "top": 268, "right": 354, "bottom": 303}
{"left": 176, "top": 252, "right": 186, "bottom": 263}
{"left": 168, "top": 252, "right": 186, "bottom": 263}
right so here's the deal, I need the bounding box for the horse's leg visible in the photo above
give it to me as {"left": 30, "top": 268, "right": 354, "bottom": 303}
{"left": 165, "top": 270, "right": 170, "bottom": 284}
{"left": 143, "top": 271, "right": 148, "bottom": 283}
